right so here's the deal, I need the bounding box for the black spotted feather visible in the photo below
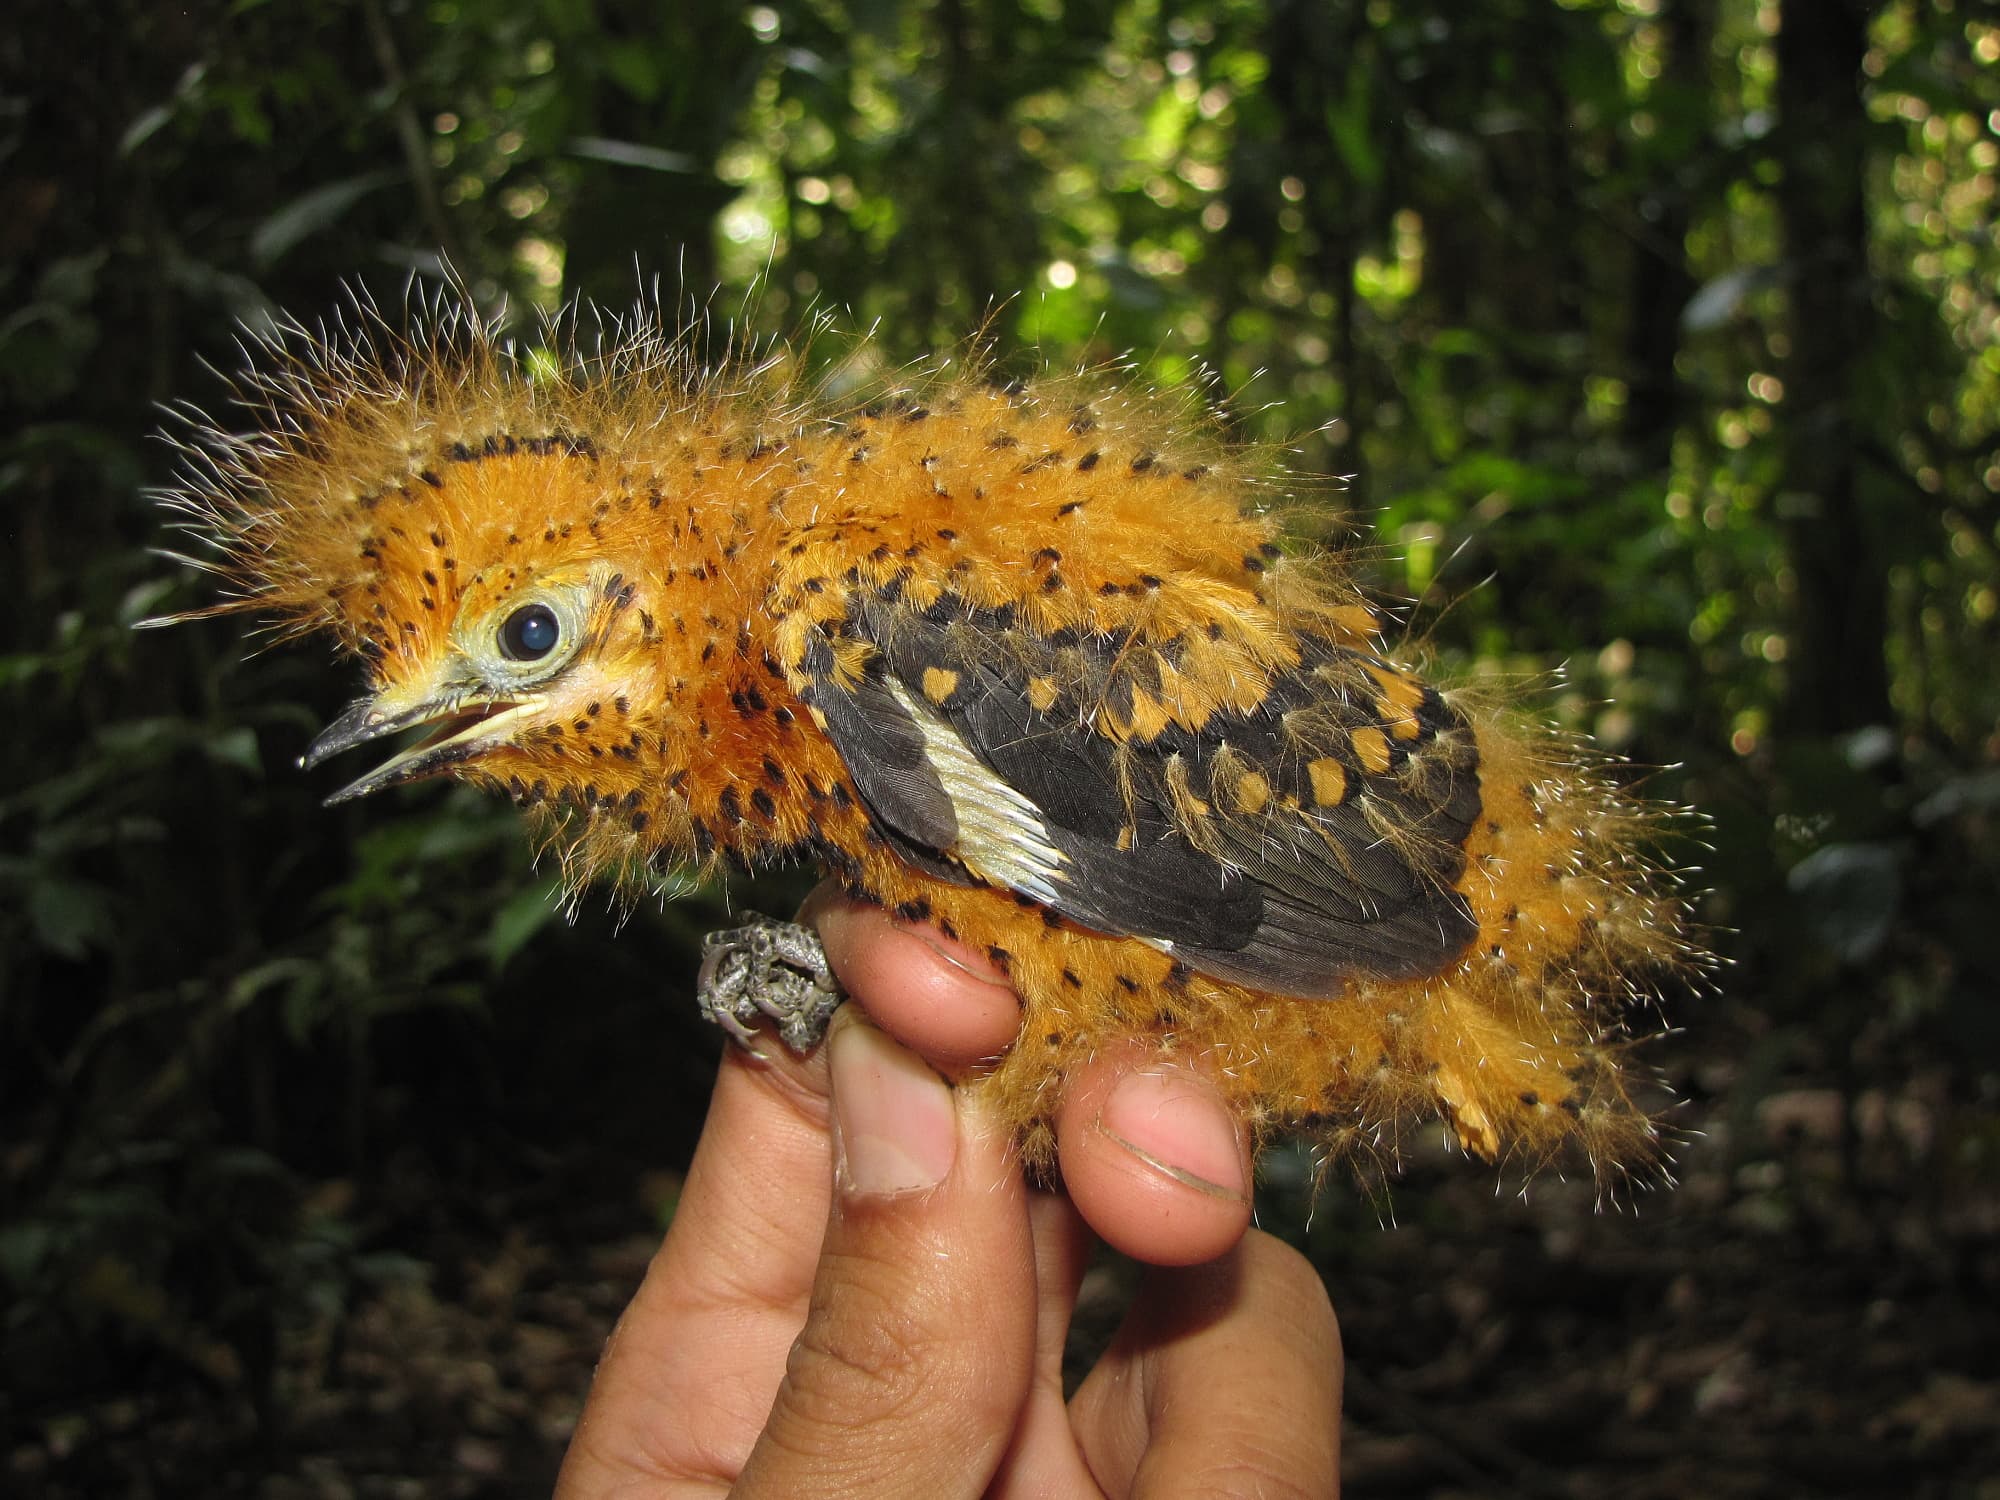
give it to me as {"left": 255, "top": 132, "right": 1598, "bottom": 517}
{"left": 800, "top": 589, "right": 1482, "bottom": 996}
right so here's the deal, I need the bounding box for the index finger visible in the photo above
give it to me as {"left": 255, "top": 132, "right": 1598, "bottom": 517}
{"left": 816, "top": 889, "right": 1253, "bottom": 1267}
{"left": 558, "top": 1019, "right": 838, "bottom": 1492}
{"left": 558, "top": 893, "right": 1031, "bottom": 1496}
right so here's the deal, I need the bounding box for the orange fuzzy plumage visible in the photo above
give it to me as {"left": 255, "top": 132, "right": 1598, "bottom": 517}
{"left": 157, "top": 289, "right": 1699, "bottom": 1192}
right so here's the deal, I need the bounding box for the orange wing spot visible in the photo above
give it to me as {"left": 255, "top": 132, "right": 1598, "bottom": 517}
{"left": 1328, "top": 604, "right": 1380, "bottom": 641}
{"left": 1216, "top": 665, "right": 1274, "bottom": 717}
{"left": 831, "top": 636, "right": 874, "bottom": 687}
{"left": 1366, "top": 663, "right": 1426, "bottom": 716}
{"left": 1370, "top": 666, "right": 1427, "bottom": 741}
{"left": 1124, "top": 685, "right": 1171, "bottom": 741}
{"left": 1231, "top": 769, "right": 1272, "bottom": 815}
{"left": 1349, "top": 727, "right": 1392, "bottom": 775}
{"left": 1027, "top": 675, "right": 1060, "bottom": 712}
{"left": 922, "top": 666, "right": 960, "bottom": 704}
{"left": 1306, "top": 756, "right": 1348, "bottom": 807}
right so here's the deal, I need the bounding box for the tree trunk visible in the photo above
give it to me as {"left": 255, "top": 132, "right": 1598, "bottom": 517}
{"left": 1773, "top": 0, "right": 1890, "bottom": 734}
{"left": 1621, "top": 0, "right": 1708, "bottom": 474}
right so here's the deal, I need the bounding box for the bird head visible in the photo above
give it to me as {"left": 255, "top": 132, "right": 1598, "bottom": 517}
{"left": 299, "top": 555, "right": 650, "bottom": 806}
{"left": 150, "top": 301, "right": 722, "bottom": 825}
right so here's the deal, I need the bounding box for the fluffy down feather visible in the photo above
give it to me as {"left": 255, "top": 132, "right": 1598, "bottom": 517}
{"left": 154, "top": 287, "right": 1703, "bottom": 1193}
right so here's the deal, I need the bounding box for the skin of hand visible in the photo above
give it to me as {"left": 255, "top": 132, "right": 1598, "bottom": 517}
{"left": 553, "top": 888, "right": 1345, "bottom": 1499}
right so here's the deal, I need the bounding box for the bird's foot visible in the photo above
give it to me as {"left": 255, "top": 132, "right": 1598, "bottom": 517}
{"left": 696, "top": 916, "right": 843, "bottom": 1056}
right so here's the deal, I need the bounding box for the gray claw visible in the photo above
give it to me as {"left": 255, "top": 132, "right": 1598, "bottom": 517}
{"left": 696, "top": 916, "right": 843, "bottom": 1055}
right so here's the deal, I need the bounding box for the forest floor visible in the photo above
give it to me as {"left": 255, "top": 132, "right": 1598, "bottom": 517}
{"left": 10, "top": 995, "right": 1998, "bottom": 1499}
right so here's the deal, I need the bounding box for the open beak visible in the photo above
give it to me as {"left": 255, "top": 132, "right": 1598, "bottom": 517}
{"left": 303, "top": 691, "right": 541, "bottom": 805}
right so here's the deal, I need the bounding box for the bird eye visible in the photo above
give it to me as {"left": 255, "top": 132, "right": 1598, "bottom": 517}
{"left": 498, "top": 602, "right": 562, "bottom": 661}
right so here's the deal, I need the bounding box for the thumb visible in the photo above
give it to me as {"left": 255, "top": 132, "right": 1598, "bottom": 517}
{"left": 734, "top": 1008, "right": 1037, "bottom": 1500}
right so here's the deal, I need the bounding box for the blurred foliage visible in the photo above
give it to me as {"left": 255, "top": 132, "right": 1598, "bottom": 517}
{"left": 2, "top": 0, "right": 1997, "bottom": 1489}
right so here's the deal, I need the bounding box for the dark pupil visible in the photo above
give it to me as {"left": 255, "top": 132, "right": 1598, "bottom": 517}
{"left": 500, "top": 603, "right": 561, "bottom": 661}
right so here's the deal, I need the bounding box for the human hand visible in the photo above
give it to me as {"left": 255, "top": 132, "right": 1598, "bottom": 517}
{"left": 806, "top": 888, "right": 1259, "bottom": 1266}
{"left": 554, "top": 889, "right": 1344, "bottom": 1497}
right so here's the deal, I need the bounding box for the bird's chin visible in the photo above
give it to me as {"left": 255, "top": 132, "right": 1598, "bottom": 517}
{"left": 302, "top": 692, "right": 542, "bottom": 805}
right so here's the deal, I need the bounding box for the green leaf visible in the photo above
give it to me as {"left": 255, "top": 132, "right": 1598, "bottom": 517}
{"left": 0, "top": 1221, "right": 55, "bottom": 1289}
{"left": 567, "top": 137, "right": 698, "bottom": 173}
{"left": 1326, "top": 62, "right": 1382, "bottom": 190}
{"left": 250, "top": 170, "right": 402, "bottom": 268}
{"left": 120, "top": 60, "right": 209, "bottom": 157}
{"left": 226, "top": 958, "right": 319, "bottom": 1015}
{"left": 488, "top": 875, "right": 563, "bottom": 971}
{"left": 600, "top": 44, "right": 664, "bottom": 102}
{"left": 1787, "top": 843, "right": 1903, "bottom": 967}
{"left": 1681, "top": 265, "right": 1779, "bottom": 334}
{"left": 28, "top": 877, "right": 117, "bottom": 960}
{"left": 118, "top": 103, "right": 176, "bottom": 159}
{"left": 201, "top": 726, "right": 263, "bottom": 777}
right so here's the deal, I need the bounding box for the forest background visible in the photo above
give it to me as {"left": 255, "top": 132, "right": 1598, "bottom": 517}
{"left": 3, "top": 0, "right": 1997, "bottom": 1494}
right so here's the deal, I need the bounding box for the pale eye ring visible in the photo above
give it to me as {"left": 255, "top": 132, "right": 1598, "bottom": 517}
{"left": 498, "top": 602, "right": 562, "bottom": 662}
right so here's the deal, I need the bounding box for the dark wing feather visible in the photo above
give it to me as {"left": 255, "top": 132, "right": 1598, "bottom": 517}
{"left": 801, "top": 593, "right": 1481, "bottom": 995}
{"left": 799, "top": 664, "right": 980, "bottom": 887}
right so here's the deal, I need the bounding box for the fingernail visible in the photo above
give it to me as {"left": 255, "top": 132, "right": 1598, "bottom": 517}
{"left": 889, "top": 918, "right": 1013, "bottom": 990}
{"left": 1096, "top": 1068, "right": 1248, "bottom": 1202}
{"left": 829, "top": 1014, "right": 958, "bottom": 1197}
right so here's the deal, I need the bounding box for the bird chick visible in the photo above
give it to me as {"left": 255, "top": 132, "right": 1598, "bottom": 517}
{"left": 157, "top": 290, "right": 1699, "bottom": 1191}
